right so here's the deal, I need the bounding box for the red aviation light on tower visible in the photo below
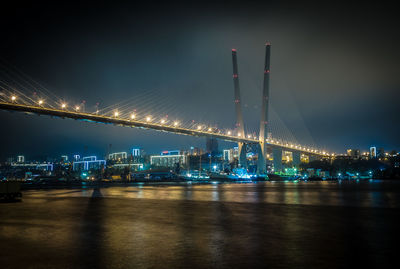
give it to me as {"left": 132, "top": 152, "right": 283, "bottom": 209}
{"left": 265, "top": 41, "right": 271, "bottom": 46}
{"left": 232, "top": 48, "right": 237, "bottom": 52}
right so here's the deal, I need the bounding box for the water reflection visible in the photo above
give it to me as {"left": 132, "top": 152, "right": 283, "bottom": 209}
{"left": 2, "top": 181, "right": 400, "bottom": 268}
{"left": 22, "top": 180, "right": 400, "bottom": 208}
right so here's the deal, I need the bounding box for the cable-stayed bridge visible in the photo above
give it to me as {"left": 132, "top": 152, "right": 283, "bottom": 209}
{"left": 0, "top": 43, "right": 333, "bottom": 174}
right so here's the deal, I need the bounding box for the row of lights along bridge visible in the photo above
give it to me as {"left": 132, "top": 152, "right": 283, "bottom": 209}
{"left": 8, "top": 94, "right": 334, "bottom": 157}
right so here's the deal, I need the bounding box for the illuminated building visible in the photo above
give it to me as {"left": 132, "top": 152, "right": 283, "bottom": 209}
{"left": 108, "top": 152, "right": 127, "bottom": 161}
{"left": 73, "top": 156, "right": 106, "bottom": 171}
{"left": 189, "top": 147, "right": 202, "bottom": 156}
{"left": 132, "top": 148, "right": 141, "bottom": 157}
{"left": 151, "top": 150, "right": 187, "bottom": 168}
{"left": 61, "top": 155, "right": 68, "bottom": 162}
{"left": 17, "top": 155, "right": 25, "bottom": 163}
{"left": 347, "top": 149, "right": 360, "bottom": 159}
{"left": 233, "top": 147, "right": 239, "bottom": 158}
{"left": 11, "top": 162, "right": 53, "bottom": 171}
{"left": 370, "top": 146, "right": 377, "bottom": 158}
{"left": 223, "top": 149, "right": 233, "bottom": 162}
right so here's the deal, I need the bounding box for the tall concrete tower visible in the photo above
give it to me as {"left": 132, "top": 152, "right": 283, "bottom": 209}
{"left": 258, "top": 42, "right": 271, "bottom": 174}
{"left": 231, "top": 49, "right": 247, "bottom": 167}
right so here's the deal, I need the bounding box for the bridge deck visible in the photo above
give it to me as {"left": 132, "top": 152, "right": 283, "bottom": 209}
{"left": 0, "top": 102, "right": 326, "bottom": 156}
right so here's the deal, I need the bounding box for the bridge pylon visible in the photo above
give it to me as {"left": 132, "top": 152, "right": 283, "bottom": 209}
{"left": 257, "top": 42, "right": 271, "bottom": 175}
{"left": 231, "top": 49, "right": 247, "bottom": 168}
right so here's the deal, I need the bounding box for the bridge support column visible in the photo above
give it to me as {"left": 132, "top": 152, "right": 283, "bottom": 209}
{"left": 293, "top": 151, "right": 301, "bottom": 167}
{"left": 257, "top": 142, "right": 266, "bottom": 175}
{"left": 272, "top": 147, "right": 282, "bottom": 173}
{"left": 238, "top": 142, "right": 247, "bottom": 168}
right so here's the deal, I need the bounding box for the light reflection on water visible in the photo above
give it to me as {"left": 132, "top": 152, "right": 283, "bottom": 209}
{"left": 3, "top": 180, "right": 400, "bottom": 268}
{"left": 24, "top": 180, "right": 400, "bottom": 208}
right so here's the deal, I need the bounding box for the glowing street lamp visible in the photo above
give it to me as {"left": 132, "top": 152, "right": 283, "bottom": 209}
{"left": 197, "top": 125, "right": 202, "bottom": 130}
{"left": 208, "top": 128, "right": 212, "bottom": 132}
{"left": 61, "top": 103, "right": 67, "bottom": 109}
{"left": 75, "top": 106, "right": 80, "bottom": 111}
{"left": 114, "top": 111, "right": 119, "bottom": 117}
{"left": 11, "top": 95, "right": 16, "bottom": 102}
{"left": 38, "top": 100, "right": 43, "bottom": 105}
{"left": 173, "top": 121, "right": 179, "bottom": 126}
{"left": 146, "top": 116, "right": 151, "bottom": 122}
{"left": 130, "top": 114, "right": 136, "bottom": 119}
{"left": 161, "top": 119, "right": 166, "bottom": 124}
{"left": 227, "top": 131, "right": 231, "bottom": 135}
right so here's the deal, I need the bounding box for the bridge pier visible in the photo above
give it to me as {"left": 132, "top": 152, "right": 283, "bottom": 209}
{"left": 272, "top": 147, "right": 282, "bottom": 173}
{"left": 292, "top": 151, "right": 301, "bottom": 167}
{"left": 238, "top": 142, "right": 247, "bottom": 168}
{"left": 257, "top": 142, "right": 266, "bottom": 175}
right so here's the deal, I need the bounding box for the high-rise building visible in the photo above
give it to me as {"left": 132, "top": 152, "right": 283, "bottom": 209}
{"left": 370, "top": 147, "right": 377, "bottom": 158}
{"left": 223, "top": 149, "right": 233, "bottom": 162}
{"left": 206, "top": 138, "right": 218, "bottom": 154}
{"left": 132, "top": 148, "right": 141, "bottom": 157}
{"left": 233, "top": 147, "right": 239, "bottom": 158}
{"left": 17, "top": 155, "right": 25, "bottom": 163}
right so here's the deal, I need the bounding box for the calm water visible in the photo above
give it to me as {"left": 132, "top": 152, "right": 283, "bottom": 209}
{"left": 1, "top": 180, "right": 400, "bottom": 268}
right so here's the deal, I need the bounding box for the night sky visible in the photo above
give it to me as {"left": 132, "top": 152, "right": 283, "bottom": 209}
{"left": 1, "top": 1, "right": 399, "bottom": 161}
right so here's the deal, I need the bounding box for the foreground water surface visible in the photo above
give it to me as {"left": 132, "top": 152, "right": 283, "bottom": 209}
{"left": 1, "top": 180, "right": 400, "bottom": 268}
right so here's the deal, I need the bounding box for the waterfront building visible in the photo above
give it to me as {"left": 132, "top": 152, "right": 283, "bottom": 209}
{"left": 73, "top": 156, "right": 106, "bottom": 171}
{"left": 151, "top": 150, "right": 187, "bottom": 168}
{"left": 108, "top": 152, "right": 127, "bottom": 161}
